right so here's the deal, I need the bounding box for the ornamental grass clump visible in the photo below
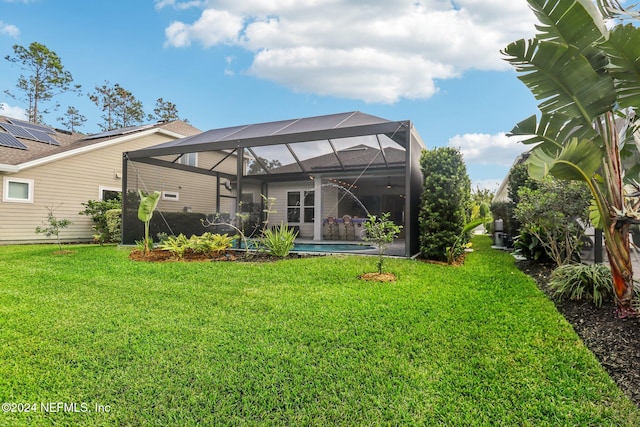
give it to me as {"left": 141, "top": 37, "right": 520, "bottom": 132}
{"left": 549, "top": 263, "right": 614, "bottom": 308}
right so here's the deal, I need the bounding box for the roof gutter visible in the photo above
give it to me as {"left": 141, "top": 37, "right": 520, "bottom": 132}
{"left": 0, "top": 163, "right": 19, "bottom": 173}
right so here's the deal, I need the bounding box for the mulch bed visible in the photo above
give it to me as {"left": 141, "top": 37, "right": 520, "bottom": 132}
{"left": 516, "top": 260, "right": 640, "bottom": 407}
{"left": 128, "top": 249, "right": 318, "bottom": 263}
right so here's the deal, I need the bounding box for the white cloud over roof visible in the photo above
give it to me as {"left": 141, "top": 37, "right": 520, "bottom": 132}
{"left": 448, "top": 132, "right": 530, "bottom": 168}
{"left": 159, "top": 0, "right": 536, "bottom": 103}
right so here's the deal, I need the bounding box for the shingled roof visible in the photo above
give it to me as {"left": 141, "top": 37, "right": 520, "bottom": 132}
{"left": 0, "top": 117, "right": 201, "bottom": 170}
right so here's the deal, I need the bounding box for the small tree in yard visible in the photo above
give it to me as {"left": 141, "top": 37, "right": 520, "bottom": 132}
{"left": 35, "top": 205, "right": 72, "bottom": 252}
{"left": 362, "top": 212, "right": 402, "bottom": 274}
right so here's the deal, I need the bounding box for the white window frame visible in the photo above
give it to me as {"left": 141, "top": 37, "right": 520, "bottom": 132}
{"left": 3, "top": 177, "right": 34, "bottom": 203}
{"left": 98, "top": 186, "right": 122, "bottom": 201}
{"left": 287, "top": 189, "right": 315, "bottom": 224}
{"left": 177, "top": 152, "right": 198, "bottom": 167}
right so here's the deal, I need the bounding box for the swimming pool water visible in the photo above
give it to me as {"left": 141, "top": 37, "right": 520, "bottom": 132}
{"left": 291, "top": 243, "right": 374, "bottom": 252}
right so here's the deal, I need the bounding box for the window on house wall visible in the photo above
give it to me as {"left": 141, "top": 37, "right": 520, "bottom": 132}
{"left": 287, "top": 190, "right": 314, "bottom": 223}
{"left": 99, "top": 186, "right": 121, "bottom": 201}
{"left": 304, "top": 190, "right": 315, "bottom": 222}
{"left": 3, "top": 177, "right": 34, "bottom": 203}
{"left": 177, "top": 152, "right": 197, "bottom": 167}
{"left": 287, "top": 192, "right": 300, "bottom": 222}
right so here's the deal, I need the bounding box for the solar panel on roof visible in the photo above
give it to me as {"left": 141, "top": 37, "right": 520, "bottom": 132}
{"left": 26, "top": 128, "right": 59, "bottom": 145}
{"left": 0, "top": 123, "right": 35, "bottom": 139}
{"left": 0, "top": 122, "right": 60, "bottom": 145}
{"left": 7, "top": 118, "right": 55, "bottom": 134}
{"left": 0, "top": 133, "right": 28, "bottom": 150}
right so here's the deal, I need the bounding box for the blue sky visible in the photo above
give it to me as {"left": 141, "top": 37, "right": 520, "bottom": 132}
{"left": 0, "top": 0, "right": 542, "bottom": 190}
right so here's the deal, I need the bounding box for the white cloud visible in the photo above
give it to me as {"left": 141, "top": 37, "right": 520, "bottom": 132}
{"left": 448, "top": 132, "right": 530, "bottom": 167}
{"left": 161, "top": 0, "right": 537, "bottom": 103}
{"left": 0, "top": 21, "right": 20, "bottom": 38}
{"left": 155, "top": 0, "right": 204, "bottom": 10}
{"left": 0, "top": 103, "right": 27, "bottom": 120}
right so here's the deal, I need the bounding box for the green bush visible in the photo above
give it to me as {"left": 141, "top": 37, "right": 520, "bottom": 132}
{"left": 261, "top": 223, "right": 298, "bottom": 257}
{"left": 513, "top": 226, "right": 551, "bottom": 263}
{"left": 105, "top": 209, "right": 122, "bottom": 243}
{"left": 514, "top": 179, "right": 590, "bottom": 267}
{"left": 418, "top": 147, "right": 471, "bottom": 261}
{"left": 549, "top": 263, "right": 613, "bottom": 308}
{"left": 79, "top": 195, "right": 122, "bottom": 243}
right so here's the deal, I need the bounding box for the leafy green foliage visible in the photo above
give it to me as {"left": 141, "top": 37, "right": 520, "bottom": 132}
{"left": 104, "top": 209, "right": 122, "bottom": 243}
{"left": 445, "top": 217, "right": 487, "bottom": 265}
{"left": 362, "top": 212, "right": 403, "bottom": 273}
{"left": 79, "top": 195, "right": 122, "bottom": 243}
{"left": 137, "top": 190, "right": 161, "bottom": 254}
{"left": 35, "top": 205, "right": 72, "bottom": 251}
{"left": 157, "top": 233, "right": 190, "bottom": 259}
{"left": 418, "top": 147, "right": 471, "bottom": 261}
{"left": 89, "top": 80, "right": 145, "bottom": 131}
{"left": 502, "top": 0, "right": 640, "bottom": 312}
{"left": 157, "top": 232, "right": 234, "bottom": 259}
{"left": 514, "top": 179, "right": 591, "bottom": 266}
{"left": 191, "top": 232, "right": 234, "bottom": 255}
{"left": 5, "top": 42, "right": 80, "bottom": 123}
{"left": 550, "top": 263, "right": 614, "bottom": 307}
{"left": 513, "top": 227, "right": 552, "bottom": 263}
{"left": 260, "top": 223, "right": 298, "bottom": 257}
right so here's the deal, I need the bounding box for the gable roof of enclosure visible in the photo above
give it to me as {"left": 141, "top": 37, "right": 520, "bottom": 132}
{"left": 124, "top": 112, "right": 420, "bottom": 179}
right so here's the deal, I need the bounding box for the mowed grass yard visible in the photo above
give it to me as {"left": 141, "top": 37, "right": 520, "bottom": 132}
{"left": 0, "top": 236, "right": 638, "bottom": 426}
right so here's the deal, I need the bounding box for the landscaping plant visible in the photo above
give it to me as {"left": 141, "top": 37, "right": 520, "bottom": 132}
{"left": 550, "top": 263, "right": 614, "bottom": 308}
{"left": 260, "top": 222, "right": 298, "bottom": 257}
{"left": 79, "top": 194, "right": 122, "bottom": 243}
{"left": 445, "top": 217, "right": 487, "bottom": 265}
{"left": 514, "top": 179, "right": 591, "bottom": 267}
{"left": 137, "top": 190, "right": 161, "bottom": 254}
{"left": 419, "top": 147, "right": 471, "bottom": 262}
{"left": 502, "top": 0, "right": 640, "bottom": 316}
{"left": 362, "top": 212, "right": 402, "bottom": 274}
{"left": 35, "top": 205, "right": 72, "bottom": 252}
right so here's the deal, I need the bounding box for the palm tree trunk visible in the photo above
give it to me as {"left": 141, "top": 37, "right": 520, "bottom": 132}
{"left": 605, "top": 222, "right": 635, "bottom": 316}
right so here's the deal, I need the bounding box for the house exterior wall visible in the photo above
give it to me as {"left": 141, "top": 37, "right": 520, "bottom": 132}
{"left": 0, "top": 132, "right": 187, "bottom": 244}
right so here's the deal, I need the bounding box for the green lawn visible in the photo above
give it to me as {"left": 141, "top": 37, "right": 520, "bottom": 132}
{"left": 0, "top": 236, "right": 638, "bottom": 426}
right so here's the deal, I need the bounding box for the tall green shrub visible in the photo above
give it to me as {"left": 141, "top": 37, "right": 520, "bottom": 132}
{"left": 419, "top": 147, "right": 471, "bottom": 261}
{"left": 79, "top": 194, "right": 122, "bottom": 243}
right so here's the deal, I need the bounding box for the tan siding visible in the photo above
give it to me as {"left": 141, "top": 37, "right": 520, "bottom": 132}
{"left": 0, "top": 132, "right": 193, "bottom": 244}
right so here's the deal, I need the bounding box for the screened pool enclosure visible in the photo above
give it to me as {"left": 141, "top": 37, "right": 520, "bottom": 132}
{"left": 122, "top": 112, "right": 425, "bottom": 256}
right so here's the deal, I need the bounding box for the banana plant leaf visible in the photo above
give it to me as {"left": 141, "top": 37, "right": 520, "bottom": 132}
{"left": 138, "top": 190, "right": 161, "bottom": 223}
{"left": 526, "top": 137, "right": 603, "bottom": 182}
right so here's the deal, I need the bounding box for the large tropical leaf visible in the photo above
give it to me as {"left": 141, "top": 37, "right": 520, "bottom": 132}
{"left": 503, "top": 39, "right": 616, "bottom": 124}
{"left": 527, "top": 0, "right": 607, "bottom": 50}
{"left": 527, "top": 137, "right": 604, "bottom": 182}
{"left": 604, "top": 24, "right": 640, "bottom": 111}
{"left": 137, "top": 190, "right": 161, "bottom": 223}
{"left": 509, "top": 113, "right": 600, "bottom": 150}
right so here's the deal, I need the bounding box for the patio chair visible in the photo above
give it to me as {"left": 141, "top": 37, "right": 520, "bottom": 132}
{"left": 324, "top": 216, "right": 339, "bottom": 240}
{"left": 343, "top": 215, "right": 355, "bottom": 241}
